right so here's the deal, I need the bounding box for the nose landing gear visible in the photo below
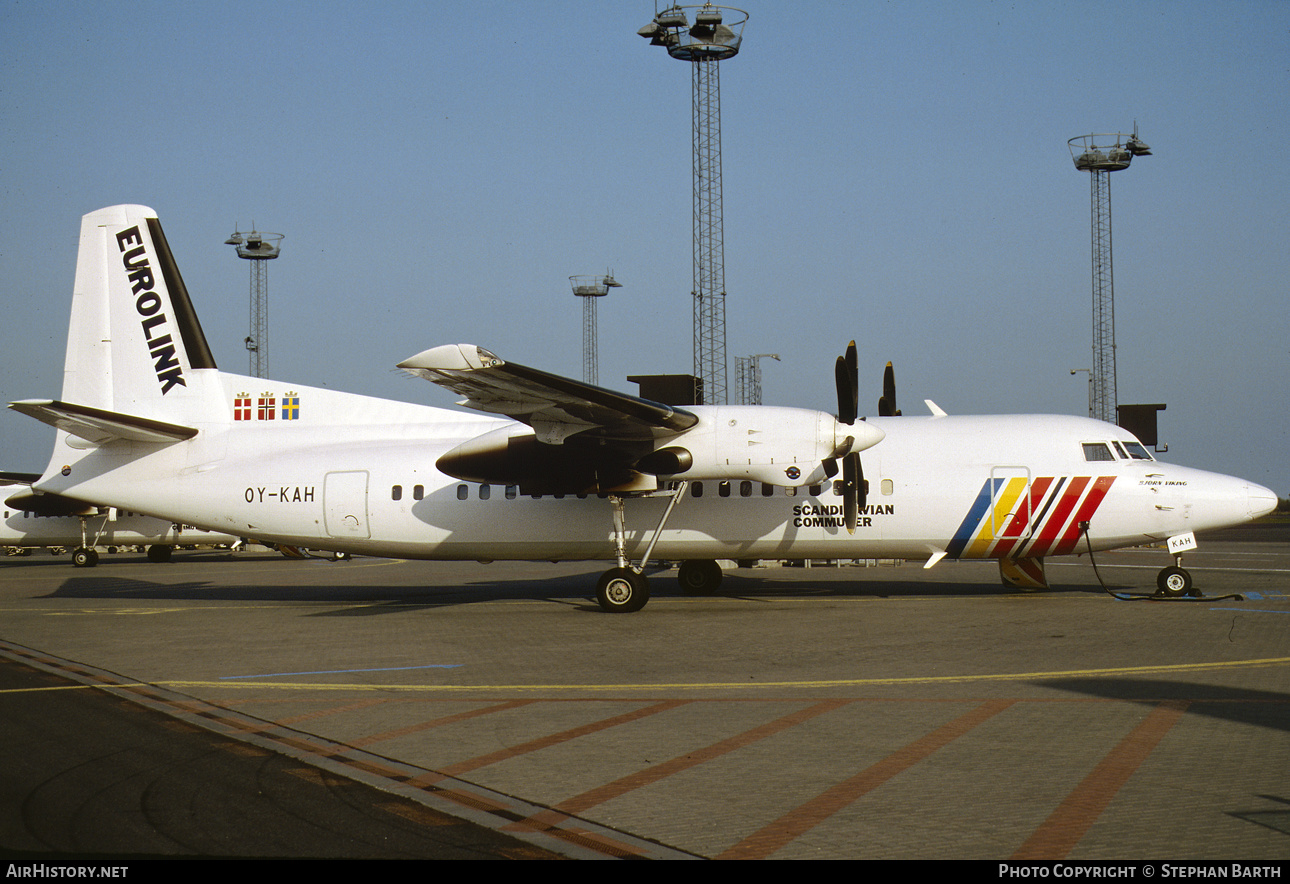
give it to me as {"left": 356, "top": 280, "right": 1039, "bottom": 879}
{"left": 1156, "top": 558, "right": 1195, "bottom": 598}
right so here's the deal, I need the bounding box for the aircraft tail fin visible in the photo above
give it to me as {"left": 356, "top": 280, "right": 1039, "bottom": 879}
{"left": 61, "top": 205, "right": 219, "bottom": 423}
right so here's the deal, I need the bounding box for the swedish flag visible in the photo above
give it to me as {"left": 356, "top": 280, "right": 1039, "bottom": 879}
{"left": 281, "top": 394, "right": 300, "bottom": 420}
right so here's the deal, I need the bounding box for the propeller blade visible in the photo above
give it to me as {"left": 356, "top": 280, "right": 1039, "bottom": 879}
{"left": 841, "top": 451, "right": 860, "bottom": 533}
{"left": 879, "top": 361, "right": 901, "bottom": 417}
{"left": 835, "top": 340, "right": 859, "bottom": 425}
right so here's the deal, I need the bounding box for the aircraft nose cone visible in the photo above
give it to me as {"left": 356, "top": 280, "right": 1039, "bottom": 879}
{"left": 1248, "top": 482, "right": 1278, "bottom": 520}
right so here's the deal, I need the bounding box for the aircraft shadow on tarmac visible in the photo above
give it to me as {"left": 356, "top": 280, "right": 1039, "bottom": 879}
{"left": 31, "top": 554, "right": 1126, "bottom": 615}
{"left": 1043, "top": 677, "right": 1290, "bottom": 835}
{"left": 1040, "top": 677, "right": 1290, "bottom": 735}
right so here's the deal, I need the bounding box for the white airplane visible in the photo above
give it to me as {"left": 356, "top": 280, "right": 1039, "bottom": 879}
{"left": 7, "top": 205, "right": 1278, "bottom": 611}
{"left": 2, "top": 472, "right": 239, "bottom": 565}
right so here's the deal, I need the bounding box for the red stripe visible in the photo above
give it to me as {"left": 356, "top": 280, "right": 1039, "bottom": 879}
{"left": 992, "top": 476, "right": 1056, "bottom": 559}
{"left": 1053, "top": 476, "right": 1116, "bottom": 555}
{"left": 1028, "top": 476, "right": 1090, "bottom": 558}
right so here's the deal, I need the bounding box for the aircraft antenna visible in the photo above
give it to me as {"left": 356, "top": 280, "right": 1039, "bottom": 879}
{"left": 1067, "top": 129, "right": 1151, "bottom": 422}
{"left": 224, "top": 226, "right": 284, "bottom": 378}
{"left": 570, "top": 273, "right": 622, "bottom": 385}
{"left": 638, "top": 4, "right": 749, "bottom": 406}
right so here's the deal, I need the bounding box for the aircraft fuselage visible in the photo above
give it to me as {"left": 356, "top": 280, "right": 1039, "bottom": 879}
{"left": 33, "top": 371, "right": 1273, "bottom": 566}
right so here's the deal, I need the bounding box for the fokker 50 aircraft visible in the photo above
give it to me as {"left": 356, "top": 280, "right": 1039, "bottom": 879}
{"left": 8, "top": 206, "right": 1278, "bottom": 611}
{"left": 2, "top": 472, "right": 239, "bottom": 564}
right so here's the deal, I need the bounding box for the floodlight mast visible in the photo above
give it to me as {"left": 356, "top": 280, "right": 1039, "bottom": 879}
{"left": 570, "top": 273, "right": 622, "bottom": 385}
{"left": 224, "top": 227, "right": 283, "bottom": 378}
{"left": 639, "top": 4, "right": 748, "bottom": 405}
{"left": 1067, "top": 130, "right": 1151, "bottom": 423}
{"left": 735, "top": 352, "right": 780, "bottom": 405}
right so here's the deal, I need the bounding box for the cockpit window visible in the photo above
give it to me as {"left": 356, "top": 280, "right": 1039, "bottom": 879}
{"left": 1112, "top": 441, "right": 1128, "bottom": 459}
{"left": 1122, "top": 441, "right": 1153, "bottom": 461}
{"left": 1082, "top": 443, "right": 1115, "bottom": 462}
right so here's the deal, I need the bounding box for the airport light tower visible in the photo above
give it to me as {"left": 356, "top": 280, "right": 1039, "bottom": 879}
{"left": 224, "top": 227, "right": 283, "bottom": 378}
{"left": 570, "top": 273, "right": 622, "bottom": 385}
{"left": 638, "top": 4, "right": 748, "bottom": 405}
{"left": 1067, "top": 130, "right": 1151, "bottom": 423}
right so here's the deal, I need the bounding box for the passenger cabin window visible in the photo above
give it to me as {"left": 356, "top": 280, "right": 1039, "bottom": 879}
{"left": 1082, "top": 443, "right": 1115, "bottom": 462}
{"left": 479, "top": 484, "right": 490, "bottom": 500}
{"left": 391, "top": 485, "right": 403, "bottom": 501}
{"left": 456, "top": 484, "right": 469, "bottom": 500}
{"left": 413, "top": 485, "right": 424, "bottom": 500}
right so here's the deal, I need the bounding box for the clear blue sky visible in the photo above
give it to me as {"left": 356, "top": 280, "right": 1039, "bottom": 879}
{"left": 2, "top": 1, "right": 1287, "bottom": 496}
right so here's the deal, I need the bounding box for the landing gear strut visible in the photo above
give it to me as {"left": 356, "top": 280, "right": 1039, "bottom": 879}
{"left": 594, "top": 482, "right": 688, "bottom": 613}
{"left": 72, "top": 513, "right": 101, "bottom": 567}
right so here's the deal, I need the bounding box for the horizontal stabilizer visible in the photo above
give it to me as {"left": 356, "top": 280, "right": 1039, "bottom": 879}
{"left": 8, "top": 399, "right": 198, "bottom": 444}
{"left": 0, "top": 471, "right": 42, "bottom": 486}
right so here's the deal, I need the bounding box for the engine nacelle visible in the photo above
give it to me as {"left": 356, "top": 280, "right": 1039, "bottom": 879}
{"left": 436, "top": 425, "right": 656, "bottom": 494}
{"left": 634, "top": 406, "right": 883, "bottom": 487}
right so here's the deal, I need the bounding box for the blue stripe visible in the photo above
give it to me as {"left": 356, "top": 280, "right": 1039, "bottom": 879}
{"left": 946, "top": 478, "right": 997, "bottom": 558}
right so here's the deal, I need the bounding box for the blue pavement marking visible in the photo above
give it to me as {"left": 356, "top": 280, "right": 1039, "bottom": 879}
{"left": 1208, "top": 608, "right": 1290, "bottom": 614}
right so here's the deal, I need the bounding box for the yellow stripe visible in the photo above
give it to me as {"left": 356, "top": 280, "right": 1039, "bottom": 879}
{"left": 966, "top": 476, "right": 1027, "bottom": 558}
{"left": 145, "top": 656, "right": 1290, "bottom": 693}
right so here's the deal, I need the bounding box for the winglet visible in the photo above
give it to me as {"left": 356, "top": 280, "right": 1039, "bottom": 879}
{"left": 925, "top": 400, "right": 948, "bottom": 417}
{"left": 923, "top": 550, "right": 948, "bottom": 569}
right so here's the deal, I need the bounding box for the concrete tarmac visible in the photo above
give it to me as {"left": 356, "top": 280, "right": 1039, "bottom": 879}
{"left": 1, "top": 522, "right": 1287, "bottom": 860}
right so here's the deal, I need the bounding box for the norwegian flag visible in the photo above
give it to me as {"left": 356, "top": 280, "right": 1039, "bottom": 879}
{"left": 258, "top": 395, "right": 276, "bottom": 421}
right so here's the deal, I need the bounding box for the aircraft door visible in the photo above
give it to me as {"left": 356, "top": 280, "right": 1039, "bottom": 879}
{"left": 324, "top": 470, "right": 370, "bottom": 539}
{"left": 989, "top": 466, "right": 1033, "bottom": 540}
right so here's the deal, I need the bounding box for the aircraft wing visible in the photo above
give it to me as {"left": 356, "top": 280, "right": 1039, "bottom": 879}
{"left": 398, "top": 344, "right": 698, "bottom": 444}
{"left": 8, "top": 400, "right": 198, "bottom": 445}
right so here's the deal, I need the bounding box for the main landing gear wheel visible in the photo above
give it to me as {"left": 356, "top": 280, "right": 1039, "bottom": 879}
{"left": 147, "top": 544, "right": 172, "bottom": 563}
{"left": 677, "top": 559, "right": 723, "bottom": 595}
{"left": 596, "top": 567, "right": 650, "bottom": 613}
{"left": 72, "top": 547, "right": 99, "bottom": 568}
{"left": 1156, "top": 565, "right": 1193, "bottom": 598}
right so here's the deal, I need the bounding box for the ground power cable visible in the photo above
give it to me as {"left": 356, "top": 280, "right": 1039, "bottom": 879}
{"left": 1078, "top": 521, "right": 1244, "bottom": 603}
